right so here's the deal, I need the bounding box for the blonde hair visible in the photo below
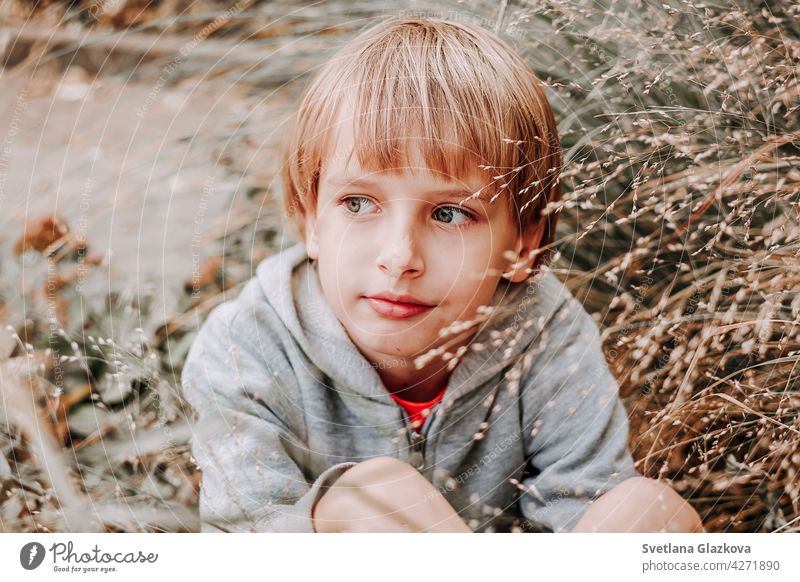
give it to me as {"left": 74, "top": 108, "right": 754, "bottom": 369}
{"left": 280, "top": 16, "right": 562, "bottom": 272}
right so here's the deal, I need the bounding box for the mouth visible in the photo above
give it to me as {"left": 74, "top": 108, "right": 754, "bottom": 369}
{"left": 364, "top": 295, "right": 435, "bottom": 319}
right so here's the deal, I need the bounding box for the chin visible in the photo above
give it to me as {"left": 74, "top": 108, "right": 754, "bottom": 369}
{"left": 359, "top": 331, "right": 434, "bottom": 359}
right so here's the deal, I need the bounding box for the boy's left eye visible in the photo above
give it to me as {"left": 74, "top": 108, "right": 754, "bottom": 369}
{"left": 340, "top": 196, "right": 476, "bottom": 227}
{"left": 432, "top": 205, "right": 474, "bottom": 226}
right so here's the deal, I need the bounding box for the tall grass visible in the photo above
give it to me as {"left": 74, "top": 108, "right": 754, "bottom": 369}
{"left": 507, "top": 0, "right": 800, "bottom": 532}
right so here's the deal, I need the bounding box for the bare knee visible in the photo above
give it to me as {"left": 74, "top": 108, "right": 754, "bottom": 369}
{"left": 311, "top": 460, "right": 399, "bottom": 532}
{"left": 313, "top": 456, "right": 456, "bottom": 533}
{"left": 339, "top": 456, "right": 421, "bottom": 488}
{"left": 612, "top": 477, "right": 704, "bottom": 533}
{"left": 355, "top": 455, "right": 417, "bottom": 473}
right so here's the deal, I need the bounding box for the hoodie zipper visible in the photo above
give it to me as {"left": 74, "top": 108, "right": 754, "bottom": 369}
{"left": 406, "top": 404, "right": 438, "bottom": 470}
{"left": 408, "top": 430, "right": 426, "bottom": 470}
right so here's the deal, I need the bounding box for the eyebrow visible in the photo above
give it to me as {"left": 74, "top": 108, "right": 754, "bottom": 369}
{"left": 328, "top": 176, "right": 494, "bottom": 203}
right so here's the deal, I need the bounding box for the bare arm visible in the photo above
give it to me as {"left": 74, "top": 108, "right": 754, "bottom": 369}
{"left": 571, "top": 476, "right": 704, "bottom": 532}
{"left": 312, "top": 456, "right": 472, "bottom": 533}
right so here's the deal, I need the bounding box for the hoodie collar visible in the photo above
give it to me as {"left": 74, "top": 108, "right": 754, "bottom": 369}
{"left": 256, "top": 242, "right": 569, "bottom": 405}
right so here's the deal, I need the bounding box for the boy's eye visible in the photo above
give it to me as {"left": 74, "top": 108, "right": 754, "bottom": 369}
{"left": 433, "top": 205, "right": 475, "bottom": 226}
{"left": 340, "top": 196, "right": 476, "bottom": 228}
{"left": 342, "top": 196, "right": 375, "bottom": 215}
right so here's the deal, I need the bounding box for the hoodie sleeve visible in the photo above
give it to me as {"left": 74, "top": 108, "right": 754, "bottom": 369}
{"left": 180, "top": 300, "right": 358, "bottom": 532}
{"left": 518, "top": 297, "right": 639, "bottom": 533}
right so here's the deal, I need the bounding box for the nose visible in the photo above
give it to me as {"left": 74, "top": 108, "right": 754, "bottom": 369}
{"left": 376, "top": 224, "right": 424, "bottom": 284}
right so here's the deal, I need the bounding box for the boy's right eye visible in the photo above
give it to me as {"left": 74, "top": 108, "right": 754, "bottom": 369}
{"left": 341, "top": 195, "right": 376, "bottom": 215}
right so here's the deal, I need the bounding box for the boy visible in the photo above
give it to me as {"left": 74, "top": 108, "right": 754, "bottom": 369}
{"left": 181, "top": 16, "right": 703, "bottom": 533}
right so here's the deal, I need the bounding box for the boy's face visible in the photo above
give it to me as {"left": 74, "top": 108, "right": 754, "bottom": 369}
{"left": 305, "top": 109, "right": 545, "bottom": 369}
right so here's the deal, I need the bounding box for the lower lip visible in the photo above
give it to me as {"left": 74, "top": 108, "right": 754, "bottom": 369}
{"left": 365, "top": 297, "right": 434, "bottom": 319}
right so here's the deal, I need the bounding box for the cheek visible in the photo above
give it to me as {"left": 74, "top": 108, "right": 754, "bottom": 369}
{"left": 437, "top": 235, "right": 500, "bottom": 277}
{"left": 315, "top": 236, "right": 365, "bottom": 297}
{"left": 430, "top": 254, "right": 496, "bottom": 301}
{"left": 315, "top": 213, "right": 360, "bottom": 257}
{"left": 434, "top": 237, "right": 506, "bottom": 303}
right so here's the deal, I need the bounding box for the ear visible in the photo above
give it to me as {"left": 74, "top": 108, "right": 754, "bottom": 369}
{"left": 501, "top": 221, "right": 547, "bottom": 283}
{"left": 304, "top": 207, "right": 320, "bottom": 260}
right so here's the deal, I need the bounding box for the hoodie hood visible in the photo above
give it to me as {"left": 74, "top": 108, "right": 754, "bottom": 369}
{"left": 255, "top": 241, "right": 571, "bottom": 406}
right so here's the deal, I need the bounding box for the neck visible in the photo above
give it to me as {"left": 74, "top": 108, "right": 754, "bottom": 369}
{"left": 379, "top": 361, "right": 452, "bottom": 402}
{"left": 341, "top": 317, "right": 480, "bottom": 402}
{"left": 375, "top": 327, "right": 478, "bottom": 402}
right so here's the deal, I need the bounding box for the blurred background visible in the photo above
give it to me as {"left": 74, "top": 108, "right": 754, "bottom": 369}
{"left": 0, "top": 0, "right": 798, "bottom": 532}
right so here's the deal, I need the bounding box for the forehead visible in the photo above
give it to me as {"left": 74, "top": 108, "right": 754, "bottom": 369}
{"left": 321, "top": 124, "right": 485, "bottom": 190}
{"left": 324, "top": 152, "right": 484, "bottom": 191}
{"left": 320, "top": 95, "right": 488, "bottom": 183}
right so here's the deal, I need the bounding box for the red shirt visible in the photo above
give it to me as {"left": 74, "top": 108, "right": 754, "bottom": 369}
{"left": 388, "top": 387, "right": 446, "bottom": 431}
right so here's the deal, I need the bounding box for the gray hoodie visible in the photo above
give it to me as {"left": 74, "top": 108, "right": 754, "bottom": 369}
{"left": 180, "top": 242, "right": 639, "bottom": 533}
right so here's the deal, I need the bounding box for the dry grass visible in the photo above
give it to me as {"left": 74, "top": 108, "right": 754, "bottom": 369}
{"left": 526, "top": 0, "right": 800, "bottom": 532}
{"left": 0, "top": 0, "right": 798, "bottom": 532}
